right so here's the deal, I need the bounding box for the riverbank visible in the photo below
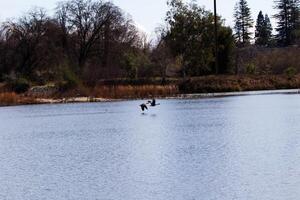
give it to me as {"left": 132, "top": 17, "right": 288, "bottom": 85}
{"left": 0, "top": 93, "right": 112, "bottom": 107}
{"left": 1, "top": 75, "right": 300, "bottom": 106}
{"left": 1, "top": 89, "right": 300, "bottom": 107}
{"left": 178, "top": 74, "right": 300, "bottom": 93}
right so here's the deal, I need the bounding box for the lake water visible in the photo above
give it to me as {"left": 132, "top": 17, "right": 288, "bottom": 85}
{"left": 1, "top": 94, "right": 300, "bottom": 200}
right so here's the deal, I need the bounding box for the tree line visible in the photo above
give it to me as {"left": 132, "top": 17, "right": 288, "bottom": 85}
{"left": 234, "top": 0, "right": 299, "bottom": 46}
{"left": 0, "top": 0, "right": 299, "bottom": 89}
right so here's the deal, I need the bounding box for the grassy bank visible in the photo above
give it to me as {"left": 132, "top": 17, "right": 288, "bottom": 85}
{"left": 93, "top": 75, "right": 300, "bottom": 95}
{"left": 1, "top": 75, "right": 300, "bottom": 106}
{"left": 178, "top": 75, "right": 300, "bottom": 93}
{"left": 0, "top": 92, "right": 38, "bottom": 106}
{"left": 91, "top": 85, "right": 178, "bottom": 99}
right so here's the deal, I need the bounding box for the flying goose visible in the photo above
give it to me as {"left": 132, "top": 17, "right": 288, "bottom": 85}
{"left": 140, "top": 103, "right": 148, "bottom": 111}
{"left": 147, "top": 99, "right": 160, "bottom": 107}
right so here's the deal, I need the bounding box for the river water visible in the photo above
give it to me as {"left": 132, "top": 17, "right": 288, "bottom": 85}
{"left": 1, "top": 93, "right": 300, "bottom": 200}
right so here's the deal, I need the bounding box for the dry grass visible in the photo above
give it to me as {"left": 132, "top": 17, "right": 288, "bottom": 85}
{"left": 91, "top": 85, "right": 179, "bottom": 99}
{"left": 179, "top": 75, "right": 300, "bottom": 93}
{"left": 2, "top": 74, "right": 300, "bottom": 106}
{"left": 0, "top": 92, "right": 37, "bottom": 106}
{"left": 0, "top": 92, "right": 18, "bottom": 105}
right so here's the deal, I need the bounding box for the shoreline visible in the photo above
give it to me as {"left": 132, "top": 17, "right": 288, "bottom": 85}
{"left": 2, "top": 74, "right": 300, "bottom": 107}
{"left": 173, "top": 88, "right": 300, "bottom": 99}
{"left": 1, "top": 88, "right": 299, "bottom": 107}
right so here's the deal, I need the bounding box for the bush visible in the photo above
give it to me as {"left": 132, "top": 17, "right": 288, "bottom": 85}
{"left": 58, "top": 68, "right": 80, "bottom": 92}
{"left": 246, "top": 63, "right": 256, "bottom": 74}
{"left": 284, "top": 67, "right": 297, "bottom": 79}
{"left": 11, "top": 78, "right": 30, "bottom": 94}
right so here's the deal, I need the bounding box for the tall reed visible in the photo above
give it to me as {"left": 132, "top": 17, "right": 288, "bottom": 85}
{"left": 92, "top": 85, "right": 179, "bottom": 99}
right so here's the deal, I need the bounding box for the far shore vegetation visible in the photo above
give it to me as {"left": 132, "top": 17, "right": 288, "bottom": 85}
{"left": 0, "top": 0, "right": 300, "bottom": 105}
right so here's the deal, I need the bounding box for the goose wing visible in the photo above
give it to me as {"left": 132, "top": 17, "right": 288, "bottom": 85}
{"left": 140, "top": 104, "right": 148, "bottom": 111}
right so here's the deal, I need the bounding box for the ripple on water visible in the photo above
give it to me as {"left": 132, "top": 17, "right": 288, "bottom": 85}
{"left": 0, "top": 94, "right": 300, "bottom": 199}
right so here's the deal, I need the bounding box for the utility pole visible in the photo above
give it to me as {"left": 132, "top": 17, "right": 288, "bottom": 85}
{"left": 214, "top": 0, "right": 219, "bottom": 74}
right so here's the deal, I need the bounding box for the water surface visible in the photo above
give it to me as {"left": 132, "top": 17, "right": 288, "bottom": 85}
{"left": 1, "top": 94, "right": 300, "bottom": 200}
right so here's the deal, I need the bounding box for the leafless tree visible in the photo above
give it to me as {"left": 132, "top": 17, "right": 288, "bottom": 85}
{"left": 56, "top": 0, "right": 121, "bottom": 70}
{"left": 4, "top": 8, "right": 49, "bottom": 76}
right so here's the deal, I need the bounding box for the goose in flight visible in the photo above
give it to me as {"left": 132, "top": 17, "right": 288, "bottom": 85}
{"left": 140, "top": 103, "right": 148, "bottom": 111}
{"left": 147, "top": 99, "right": 160, "bottom": 107}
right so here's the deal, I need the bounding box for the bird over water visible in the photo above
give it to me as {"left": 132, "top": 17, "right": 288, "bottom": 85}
{"left": 140, "top": 99, "right": 160, "bottom": 112}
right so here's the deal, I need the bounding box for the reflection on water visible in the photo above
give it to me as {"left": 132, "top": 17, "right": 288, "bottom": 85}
{"left": 1, "top": 94, "right": 300, "bottom": 200}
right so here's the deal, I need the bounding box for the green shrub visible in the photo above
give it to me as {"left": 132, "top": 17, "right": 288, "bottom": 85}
{"left": 284, "top": 67, "right": 297, "bottom": 79}
{"left": 58, "top": 68, "right": 80, "bottom": 92}
{"left": 246, "top": 63, "right": 256, "bottom": 74}
{"left": 11, "top": 78, "right": 30, "bottom": 94}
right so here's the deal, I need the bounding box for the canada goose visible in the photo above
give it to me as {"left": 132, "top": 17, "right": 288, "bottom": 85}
{"left": 140, "top": 103, "right": 148, "bottom": 111}
{"left": 147, "top": 99, "right": 160, "bottom": 107}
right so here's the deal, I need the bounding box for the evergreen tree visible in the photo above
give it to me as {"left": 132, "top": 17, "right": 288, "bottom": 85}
{"left": 291, "top": 0, "right": 300, "bottom": 42}
{"left": 274, "top": 0, "right": 300, "bottom": 46}
{"left": 255, "top": 11, "right": 265, "bottom": 45}
{"left": 234, "top": 0, "right": 254, "bottom": 45}
{"left": 264, "top": 14, "right": 273, "bottom": 45}
{"left": 255, "top": 11, "right": 273, "bottom": 46}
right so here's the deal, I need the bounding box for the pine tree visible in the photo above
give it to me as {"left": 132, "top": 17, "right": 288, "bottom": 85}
{"left": 234, "top": 0, "right": 254, "bottom": 45}
{"left": 264, "top": 14, "right": 273, "bottom": 45}
{"left": 291, "top": 0, "right": 300, "bottom": 41}
{"left": 255, "top": 11, "right": 265, "bottom": 45}
{"left": 274, "top": 0, "right": 300, "bottom": 46}
{"left": 234, "top": 3, "right": 242, "bottom": 43}
{"left": 255, "top": 12, "right": 273, "bottom": 46}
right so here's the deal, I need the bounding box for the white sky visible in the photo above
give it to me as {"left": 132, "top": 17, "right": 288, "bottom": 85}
{"left": 0, "top": 0, "right": 277, "bottom": 36}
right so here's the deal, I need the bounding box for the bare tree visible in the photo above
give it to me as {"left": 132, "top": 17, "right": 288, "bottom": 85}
{"left": 56, "top": 0, "right": 120, "bottom": 70}
{"left": 4, "top": 8, "right": 49, "bottom": 76}
{"left": 56, "top": 2, "right": 69, "bottom": 53}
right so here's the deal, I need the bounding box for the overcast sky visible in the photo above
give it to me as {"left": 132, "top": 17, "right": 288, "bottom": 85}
{"left": 0, "top": 0, "right": 277, "bottom": 37}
